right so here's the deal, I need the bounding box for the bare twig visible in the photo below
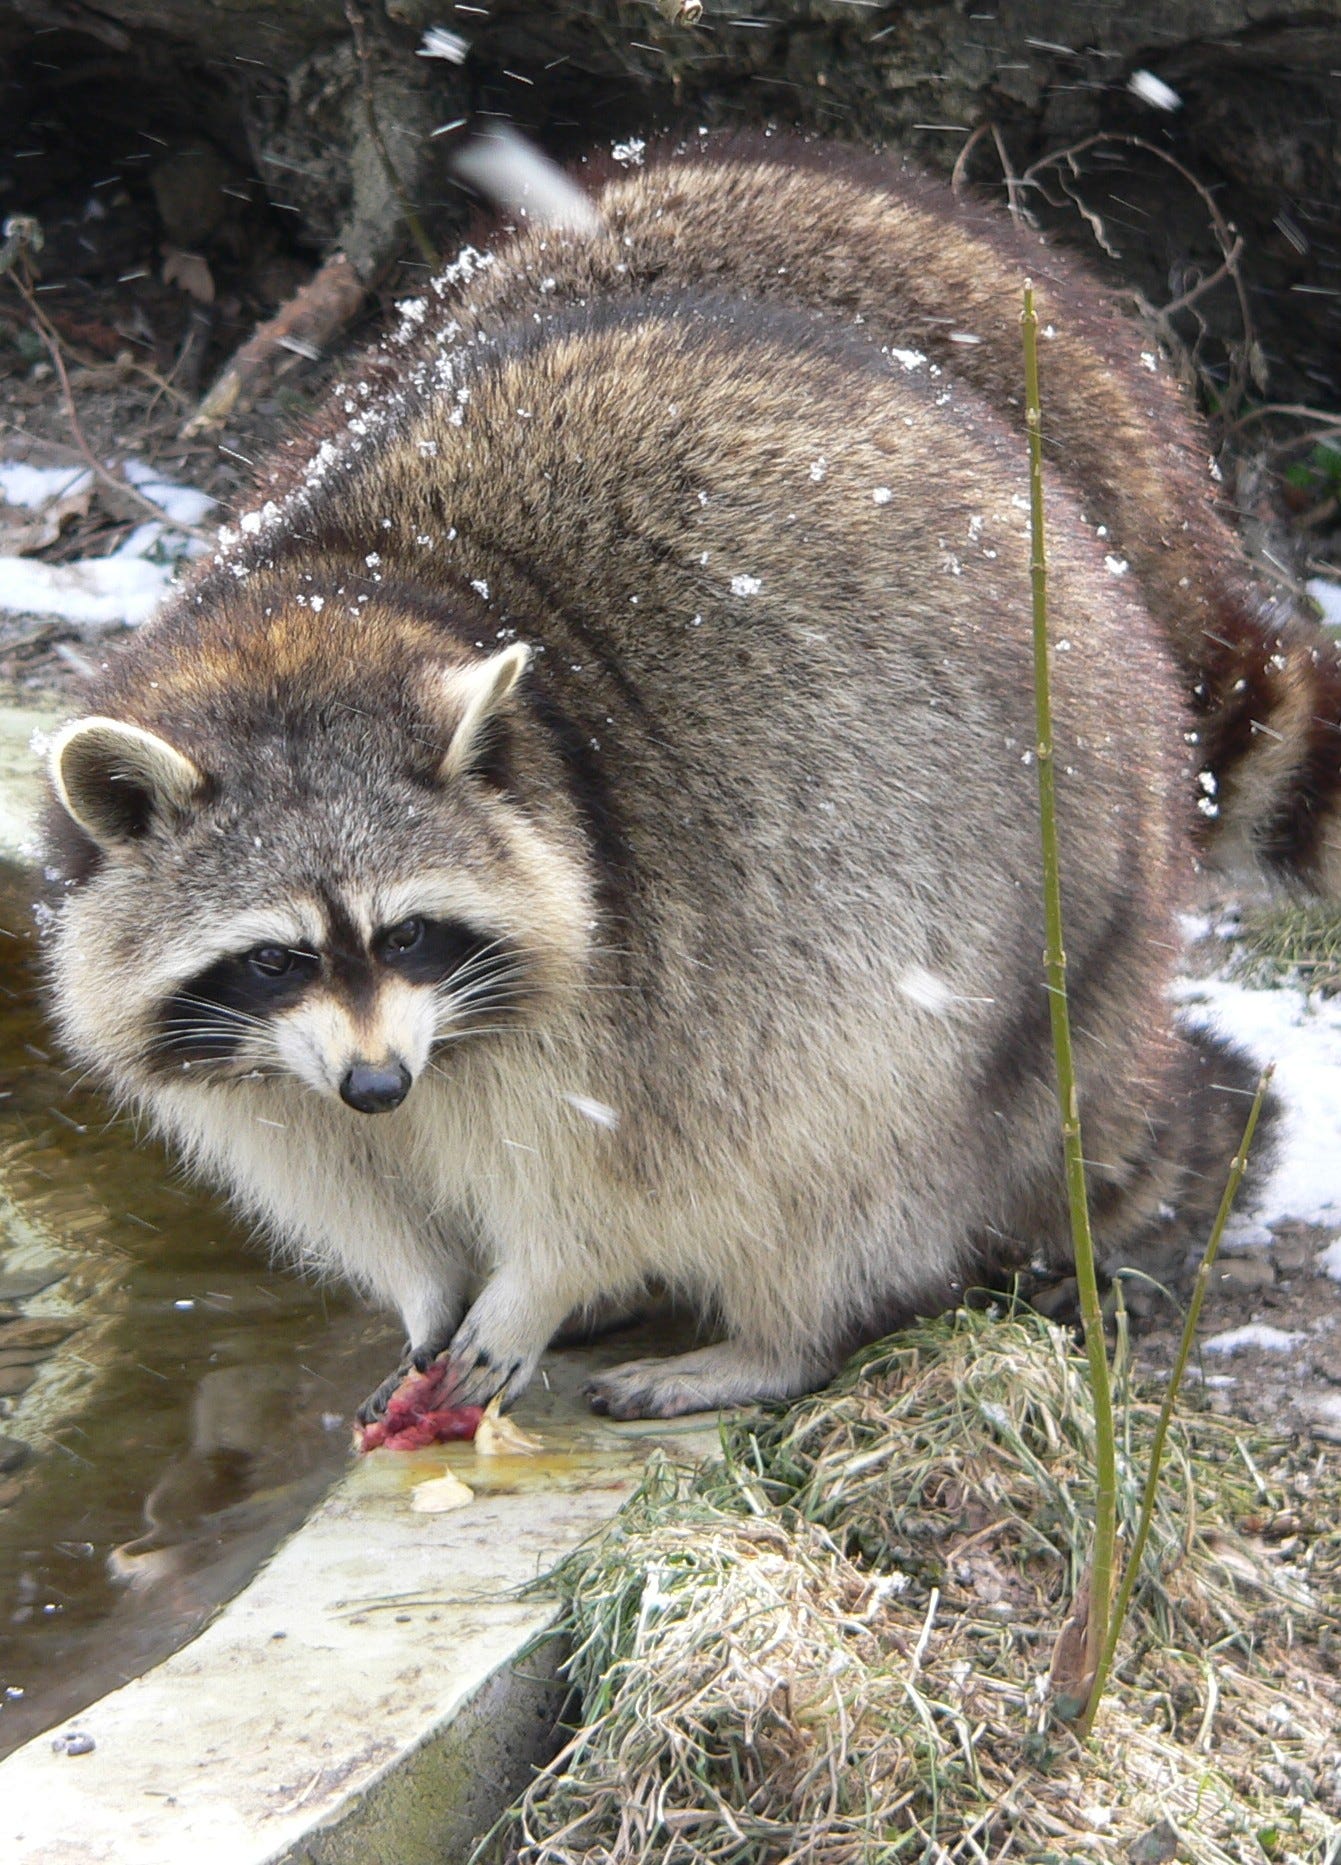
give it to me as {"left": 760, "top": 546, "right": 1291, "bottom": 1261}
{"left": 1021, "top": 133, "right": 1256, "bottom": 413}
{"left": 183, "top": 251, "right": 365, "bottom": 435}
{"left": 6, "top": 264, "right": 214, "bottom": 542}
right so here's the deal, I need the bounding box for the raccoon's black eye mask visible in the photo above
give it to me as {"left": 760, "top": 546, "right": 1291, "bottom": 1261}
{"left": 152, "top": 918, "right": 511, "bottom": 1068}
{"left": 156, "top": 947, "right": 322, "bottom": 1063}
{"left": 373, "top": 916, "right": 500, "bottom": 986}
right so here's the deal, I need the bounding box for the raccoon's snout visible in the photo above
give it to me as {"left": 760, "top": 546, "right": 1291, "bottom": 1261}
{"left": 340, "top": 1059, "right": 412, "bottom": 1114}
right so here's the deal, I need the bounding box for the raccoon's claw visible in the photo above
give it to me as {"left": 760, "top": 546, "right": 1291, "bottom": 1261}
{"left": 357, "top": 1331, "right": 456, "bottom": 1424}
{"left": 434, "top": 1341, "right": 532, "bottom": 1410}
{"left": 356, "top": 1364, "right": 409, "bottom": 1427}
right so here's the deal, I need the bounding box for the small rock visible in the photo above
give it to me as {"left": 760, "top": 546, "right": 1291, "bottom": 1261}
{"left": 0, "top": 1266, "right": 68, "bottom": 1302}
{"left": 1271, "top": 1236, "right": 1314, "bottom": 1275}
{"left": 1214, "top": 1255, "right": 1275, "bottom": 1292}
{"left": 150, "top": 146, "right": 232, "bottom": 246}
{"left": 0, "top": 1318, "right": 74, "bottom": 1350}
{"left": 51, "top": 1730, "right": 95, "bottom": 1757}
{"left": 0, "top": 1363, "right": 37, "bottom": 1397}
{"left": 0, "top": 1435, "right": 29, "bottom": 1473}
{"left": 1128, "top": 1816, "right": 1180, "bottom": 1863}
{"left": 1030, "top": 1276, "right": 1078, "bottom": 1320}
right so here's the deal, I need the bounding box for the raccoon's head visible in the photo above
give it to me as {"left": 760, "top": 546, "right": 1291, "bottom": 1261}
{"left": 44, "top": 624, "right": 596, "bottom": 1114}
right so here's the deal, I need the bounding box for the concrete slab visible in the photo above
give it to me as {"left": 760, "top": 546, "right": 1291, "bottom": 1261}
{"left": 2, "top": 1338, "right": 719, "bottom": 1865}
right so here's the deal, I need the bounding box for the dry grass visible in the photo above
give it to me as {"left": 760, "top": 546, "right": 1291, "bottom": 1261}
{"left": 482, "top": 1310, "right": 1340, "bottom": 1865}
{"left": 1228, "top": 904, "right": 1341, "bottom": 994}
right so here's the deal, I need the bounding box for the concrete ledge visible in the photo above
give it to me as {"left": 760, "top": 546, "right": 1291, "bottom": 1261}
{"left": 4, "top": 1341, "right": 718, "bottom": 1864}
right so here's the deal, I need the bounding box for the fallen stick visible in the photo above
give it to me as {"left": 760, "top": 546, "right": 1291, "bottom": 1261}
{"left": 183, "top": 251, "right": 366, "bottom": 435}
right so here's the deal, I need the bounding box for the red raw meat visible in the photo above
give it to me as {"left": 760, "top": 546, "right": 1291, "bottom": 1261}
{"left": 356, "top": 1360, "right": 483, "bottom": 1452}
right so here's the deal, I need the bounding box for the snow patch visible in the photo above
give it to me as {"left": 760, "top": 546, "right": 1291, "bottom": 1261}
{"left": 1307, "top": 578, "right": 1341, "bottom": 628}
{"left": 0, "top": 554, "right": 179, "bottom": 628}
{"left": 0, "top": 462, "right": 92, "bottom": 509}
{"left": 0, "top": 457, "right": 213, "bottom": 629}
{"left": 1175, "top": 973, "right": 1341, "bottom": 1234}
{"left": 1202, "top": 1324, "right": 1306, "bottom": 1355}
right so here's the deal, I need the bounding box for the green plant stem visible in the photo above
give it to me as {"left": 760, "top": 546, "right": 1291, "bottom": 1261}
{"left": 1022, "top": 281, "right": 1118, "bottom": 1730}
{"left": 1088, "top": 1064, "right": 1274, "bottom": 1719}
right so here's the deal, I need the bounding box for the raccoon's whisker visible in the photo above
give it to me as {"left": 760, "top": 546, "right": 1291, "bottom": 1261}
{"left": 167, "top": 994, "right": 273, "bottom": 1024}
{"left": 425, "top": 1022, "right": 525, "bottom": 1051}
{"left": 439, "top": 945, "right": 525, "bottom": 994}
{"left": 428, "top": 981, "right": 519, "bottom": 1014}
{"left": 446, "top": 977, "right": 531, "bottom": 1010}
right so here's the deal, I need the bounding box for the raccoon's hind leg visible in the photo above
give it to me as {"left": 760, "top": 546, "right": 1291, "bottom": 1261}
{"left": 1088, "top": 1025, "right": 1276, "bottom": 1294}
{"left": 585, "top": 1340, "right": 836, "bottom": 1420}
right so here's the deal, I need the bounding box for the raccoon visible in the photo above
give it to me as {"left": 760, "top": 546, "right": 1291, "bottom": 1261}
{"left": 302, "top": 132, "right": 1341, "bottom": 894}
{"left": 45, "top": 217, "right": 1254, "bottom": 1422}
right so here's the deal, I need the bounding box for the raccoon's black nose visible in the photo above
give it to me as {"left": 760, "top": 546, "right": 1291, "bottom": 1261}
{"left": 340, "top": 1060, "right": 412, "bottom": 1113}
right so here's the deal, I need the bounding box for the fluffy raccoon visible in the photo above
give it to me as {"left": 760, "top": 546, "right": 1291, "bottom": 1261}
{"left": 301, "top": 133, "right": 1341, "bottom": 893}
{"left": 45, "top": 250, "right": 1252, "bottom": 1422}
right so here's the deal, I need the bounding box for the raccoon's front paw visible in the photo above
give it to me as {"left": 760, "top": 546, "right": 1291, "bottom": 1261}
{"left": 435, "top": 1318, "right": 538, "bottom": 1410}
{"left": 586, "top": 1343, "right": 823, "bottom": 1420}
{"left": 356, "top": 1332, "right": 455, "bottom": 1425}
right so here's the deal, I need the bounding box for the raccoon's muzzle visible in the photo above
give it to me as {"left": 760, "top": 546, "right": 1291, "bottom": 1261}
{"left": 340, "top": 1058, "right": 412, "bottom": 1114}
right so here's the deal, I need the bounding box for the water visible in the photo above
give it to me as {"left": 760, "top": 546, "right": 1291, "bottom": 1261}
{"left": 0, "top": 862, "right": 398, "bottom": 1759}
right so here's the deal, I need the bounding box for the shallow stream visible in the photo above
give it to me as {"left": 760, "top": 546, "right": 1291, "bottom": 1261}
{"left": 0, "top": 860, "right": 397, "bottom": 1760}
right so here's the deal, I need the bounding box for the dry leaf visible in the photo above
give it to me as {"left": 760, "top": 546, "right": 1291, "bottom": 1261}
{"left": 1048, "top": 1569, "right": 1094, "bottom": 1722}
{"left": 475, "top": 1393, "right": 543, "bottom": 1457}
{"left": 162, "top": 247, "right": 215, "bottom": 305}
{"left": 0, "top": 477, "right": 93, "bottom": 556}
{"left": 409, "top": 1469, "right": 474, "bottom": 1513}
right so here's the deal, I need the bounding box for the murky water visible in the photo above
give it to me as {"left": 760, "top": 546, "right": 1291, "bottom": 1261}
{"left": 0, "top": 862, "right": 398, "bottom": 1760}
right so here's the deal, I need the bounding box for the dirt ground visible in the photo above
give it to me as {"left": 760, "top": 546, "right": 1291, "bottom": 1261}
{"left": 1131, "top": 1224, "right": 1341, "bottom": 1444}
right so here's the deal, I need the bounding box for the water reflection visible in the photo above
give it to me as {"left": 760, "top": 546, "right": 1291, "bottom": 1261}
{"left": 0, "top": 862, "right": 396, "bottom": 1759}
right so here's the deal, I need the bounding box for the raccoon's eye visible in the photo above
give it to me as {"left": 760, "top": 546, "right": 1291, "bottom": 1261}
{"left": 378, "top": 917, "right": 425, "bottom": 958}
{"left": 248, "top": 945, "right": 296, "bottom": 978}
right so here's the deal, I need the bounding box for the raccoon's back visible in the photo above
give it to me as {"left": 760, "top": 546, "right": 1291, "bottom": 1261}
{"left": 245, "top": 294, "right": 1186, "bottom": 1042}
{"left": 296, "top": 134, "right": 1341, "bottom": 893}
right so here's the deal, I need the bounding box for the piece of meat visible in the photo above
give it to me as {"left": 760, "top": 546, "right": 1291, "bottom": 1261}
{"left": 356, "top": 1360, "right": 483, "bottom": 1452}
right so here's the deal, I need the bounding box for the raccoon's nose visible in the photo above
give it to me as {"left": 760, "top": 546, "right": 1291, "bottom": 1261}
{"left": 340, "top": 1059, "right": 412, "bottom": 1113}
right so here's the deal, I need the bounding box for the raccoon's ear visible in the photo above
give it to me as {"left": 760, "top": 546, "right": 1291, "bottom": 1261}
{"left": 432, "top": 643, "right": 532, "bottom": 784}
{"left": 50, "top": 717, "right": 205, "bottom": 849}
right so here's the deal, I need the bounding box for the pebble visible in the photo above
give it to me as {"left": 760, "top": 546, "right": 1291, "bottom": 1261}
{"left": 1270, "top": 1236, "right": 1315, "bottom": 1275}
{"left": 0, "top": 1266, "right": 69, "bottom": 1302}
{"left": 0, "top": 1363, "right": 37, "bottom": 1398}
{"left": 1214, "top": 1255, "right": 1276, "bottom": 1292}
{"left": 0, "top": 1318, "right": 73, "bottom": 1349}
{"left": 51, "top": 1731, "right": 95, "bottom": 1756}
{"left": 0, "top": 1435, "right": 29, "bottom": 1474}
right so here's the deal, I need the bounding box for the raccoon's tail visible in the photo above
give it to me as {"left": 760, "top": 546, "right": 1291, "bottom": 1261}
{"left": 1192, "top": 589, "right": 1341, "bottom": 895}
{"left": 1089, "top": 1024, "right": 1278, "bottom": 1295}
